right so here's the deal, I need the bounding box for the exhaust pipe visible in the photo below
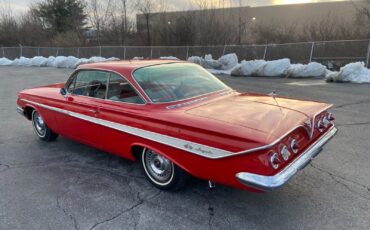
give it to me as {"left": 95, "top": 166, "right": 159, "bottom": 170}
{"left": 208, "top": 180, "right": 216, "bottom": 189}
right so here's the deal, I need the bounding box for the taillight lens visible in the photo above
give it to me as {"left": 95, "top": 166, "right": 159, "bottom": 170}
{"left": 280, "top": 145, "right": 291, "bottom": 161}
{"left": 269, "top": 152, "right": 280, "bottom": 169}
{"left": 327, "top": 113, "right": 335, "bottom": 122}
{"left": 317, "top": 118, "right": 325, "bottom": 132}
{"left": 290, "top": 139, "right": 299, "bottom": 154}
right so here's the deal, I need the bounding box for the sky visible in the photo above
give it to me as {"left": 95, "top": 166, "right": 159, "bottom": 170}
{"left": 0, "top": 0, "right": 348, "bottom": 14}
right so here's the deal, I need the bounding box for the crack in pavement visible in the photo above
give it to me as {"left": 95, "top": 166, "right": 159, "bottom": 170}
{"left": 191, "top": 189, "right": 216, "bottom": 230}
{"left": 89, "top": 190, "right": 162, "bottom": 230}
{"left": 310, "top": 163, "right": 369, "bottom": 200}
{"left": 0, "top": 163, "right": 10, "bottom": 172}
{"left": 56, "top": 177, "right": 82, "bottom": 230}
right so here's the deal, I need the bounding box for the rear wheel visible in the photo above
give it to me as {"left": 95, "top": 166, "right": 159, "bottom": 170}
{"left": 141, "top": 148, "right": 189, "bottom": 191}
{"left": 32, "top": 110, "right": 58, "bottom": 142}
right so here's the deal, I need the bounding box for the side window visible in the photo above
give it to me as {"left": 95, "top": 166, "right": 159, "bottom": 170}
{"left": 72, "top": 71, "right": 109, "bottom": 99}
{"left": 107, "top": 73, "right": 145, "bottom": 104}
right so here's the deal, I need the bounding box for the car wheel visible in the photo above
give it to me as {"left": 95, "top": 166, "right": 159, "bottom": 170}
{"left": 32, "top": 110, "right": 58, "bottom": 142}
{"left": 141, "top": 148, "right": 189, "bottom": 191}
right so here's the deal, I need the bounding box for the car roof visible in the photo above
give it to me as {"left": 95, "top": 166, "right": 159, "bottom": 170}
{"left": 77, "top": 59, "right": 184, "bottom": 72}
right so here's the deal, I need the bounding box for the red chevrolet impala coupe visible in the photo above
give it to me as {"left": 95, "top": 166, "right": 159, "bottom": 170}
{"left": 17, "top": 60, "right": 337, "bottom": 192}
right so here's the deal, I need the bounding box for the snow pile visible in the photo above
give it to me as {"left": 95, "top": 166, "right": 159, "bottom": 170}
{"left": 160, "top": 56, "right": 179, "bottom": 60}
{"left": 0, "top": 57, "right": 13, "bottom": 66}
{"left": 54, "top": 56, "right": 80, "bottom": 68}
{"left": 12, "top": 57, "right": 32, "bottom": 66}
{"left": 326, "top": 62, "right": 370, "bottom": 83}
{"left": 231, "top": 60, "right": 266, "bottom": 76}
{"left": 189, "top": 54, "right": 290, "bottom": 77}
{"left": 0, "top": 56, "right": 119, "bottom": 69}
{"left": 132, "top": 57, "right": 144, "bottom": 60}
{"left": 188, "top": 53, "right": 238, "bottom": 70}
{"left": 259, "top": 58, "right": 291, "bottom": 77}
{"left": 287, "top": 62, "right": 327, "bottom": 78}
{"left": 230, "top": 59, "right": 291, "bottom": 77}
{"left": 218, "top": 53, "right": 239, "bottom": 70}
{"left": 31, "top": 56, "right": 48, "bottom": 67}
{"left": 189, "top": 54, "right": 370, "bottom": 83}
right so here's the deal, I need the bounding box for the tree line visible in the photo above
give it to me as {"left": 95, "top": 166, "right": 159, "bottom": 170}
{"left": 0, "top": 0, "right": 369, "bottom": 47}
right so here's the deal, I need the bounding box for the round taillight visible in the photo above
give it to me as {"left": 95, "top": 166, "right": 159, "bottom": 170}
{"left": 269, "top": 152, "right": 280, "bottom": 169}
{"left": 290, "top": 139, "right": 299, "bottom": 154}
{"left": 280, "top": 145, "right": 291, "bottom": 161}
{"left": 317, "top": 118, "right": 325, "bottom": 132}
{"left": 327, "top": 113, "right": 335, "bottom": 122}
{"left": 323, "top": 116, "right": 330, "bottom": 127}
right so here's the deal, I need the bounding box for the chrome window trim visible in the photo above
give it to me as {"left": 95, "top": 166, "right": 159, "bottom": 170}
{"left": 67, "top": 68, "right": 147, "bottom": 106}
{"left": 131, "top": 62, "right": 231, "bottom": 105}
{"left": 106, "top": 72, "right": 146, "bottom": 105}
{"left": 21, "top": 99, "right": 335, "bottom": 160}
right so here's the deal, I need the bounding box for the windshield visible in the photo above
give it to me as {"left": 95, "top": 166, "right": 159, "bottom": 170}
{"left": 133, "top": 63, "right": 229, "bottom": 103}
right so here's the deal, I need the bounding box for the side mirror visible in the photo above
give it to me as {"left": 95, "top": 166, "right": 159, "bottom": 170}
{"left": 60, "top": 88, "right": 68, "bottom": 97}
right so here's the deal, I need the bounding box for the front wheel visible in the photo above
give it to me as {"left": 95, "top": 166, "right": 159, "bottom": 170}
{"left": 141, "top": 148, "right": 189, "bottom": 191}
{"left": 32, "top": 110, "right": 58, "bottom": 142}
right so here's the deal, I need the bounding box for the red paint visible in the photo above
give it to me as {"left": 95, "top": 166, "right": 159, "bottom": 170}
{"left": 17, "top": 60, "right": 334, "bottom": 191}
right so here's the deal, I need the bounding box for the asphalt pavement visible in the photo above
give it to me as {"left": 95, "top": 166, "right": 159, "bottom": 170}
{"left": 0, "top": 66, "right": 369, "bottom": 230}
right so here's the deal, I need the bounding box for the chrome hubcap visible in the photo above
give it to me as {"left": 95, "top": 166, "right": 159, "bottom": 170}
{"left": 144, "top": 149, "right": 173, "bottom": 183}
{"left": 33, "top": 112, "right": 46, "bottom": 137}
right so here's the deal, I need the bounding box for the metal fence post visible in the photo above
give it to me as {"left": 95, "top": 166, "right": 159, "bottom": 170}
{"left": 99, "top": 46, "right": 102, "bottom": 56}
{"left": 2, "top": 47, "right": 4, "bottom": 58}
{"left": 150, "top": 47, "right": 153, "bottom": 59}
{"left": 77, "top": 47, "right": 80, "bottom": 58}
{"left": 123, "top": 47, "right": 126, "bottom": 60}
{"left": 222, "top": 45, "right": 227, "bottom": 56}
{"left": 19, "top": 45, "right": 23, "bottom": 58}
{"left": 263, "top": 44, "right": 268, "bottom": 60}
{"left": 37, "top": 47, "right": 40, "bottom": 56}
{"left": 186, "top": 46, "right": 189, "bottom": 60}
{"left": 309, "top": 42, "right": 315, "bottom": 63}
{"left": 366, "top": 41, "right": 370, "bottom": 68}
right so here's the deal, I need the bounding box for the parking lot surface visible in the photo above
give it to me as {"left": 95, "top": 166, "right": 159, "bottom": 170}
{"left": 0, "top": 66, "right": 369, "bottom": 230}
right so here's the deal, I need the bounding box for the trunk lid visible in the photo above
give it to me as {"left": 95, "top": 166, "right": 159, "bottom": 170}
{"left": 185, "top": 93, "right": 330, "bottom": 138}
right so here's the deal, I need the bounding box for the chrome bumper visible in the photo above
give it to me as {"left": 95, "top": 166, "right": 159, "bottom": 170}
{"left": 236, "top": 126, "right": 338, "bottom": 191}
{"left": 17, "top": 106, "right": 24, "bottom": 115}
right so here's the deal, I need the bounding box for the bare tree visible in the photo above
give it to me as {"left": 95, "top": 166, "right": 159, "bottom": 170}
{"left": 88, "top": 0, "right": 114, "bottom": 45}
{"left": 136, "top": 0, "right": 157, "bottom": 46}
{"left": 0, "top": 1, "right": 19, "bottom": 46}
{"left": 352, "top": 0, "right": 370, "bottom": 20}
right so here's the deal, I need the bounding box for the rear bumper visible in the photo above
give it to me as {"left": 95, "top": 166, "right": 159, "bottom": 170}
{"left": 236, "top": 126, "right": 338, "bottom": 191}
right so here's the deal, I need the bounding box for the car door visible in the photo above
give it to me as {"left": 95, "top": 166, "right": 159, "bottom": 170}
{"left": 97, "top": 72, "right": 148, "bottom": 158}
{"left": 55, "top": 70, "right": 109, "bottom": 148}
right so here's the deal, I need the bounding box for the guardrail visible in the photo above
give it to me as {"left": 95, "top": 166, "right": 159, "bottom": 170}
{"left": 1, "top": 39, "right": 370, "bottom": 69}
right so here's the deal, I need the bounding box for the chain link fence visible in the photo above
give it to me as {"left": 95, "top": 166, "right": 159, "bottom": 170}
{"left": 1, "top": 39, "right": 370, "bottom": 69}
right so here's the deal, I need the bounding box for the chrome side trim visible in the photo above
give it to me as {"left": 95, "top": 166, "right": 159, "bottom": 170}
{"left": 236, "top": 126, "right": 338, "bottom": 191}
{"left": 21, "top": 99, "right": 232, "bottom": 159}
{"left": 21, "top": 99, "right": 335, "bottom": 160}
